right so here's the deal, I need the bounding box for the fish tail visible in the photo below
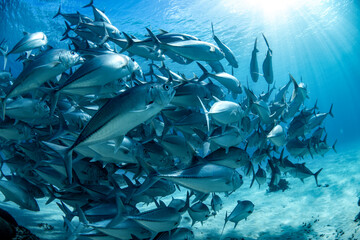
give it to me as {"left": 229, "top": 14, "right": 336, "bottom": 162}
{"left": 120, "top": 32, "right": 134, "bottom": 53}
{"left": 332, "top": 140, "right": 337, "bottom": 153}
{"left": 196, "top": 62, "right": 209, "bottom": 82}
{"left": 249, "top": 163, "right": 256, "bottom": 188}
{"left": 0, "top": 47, "right": 8, "bottom": 71}
{"left": 254, "top": 37, "right": 258, "bottom": 51}
{"left": 56, "top": 201, "right": 75, "bottom": 222}
{"left": 107, "top": 194, "right": 127, "bottom": 228}
{"left": 146, "top": 27, "right": 162, "bottom": 50}
{"left": 328, "top": 103, "right": 334, "bottom": 118}
{"left": 197, "top": 96, "right": 210, "bottom": 132}
{"left": 211, "top": 22, "right": 215, "bottom": 38}
{"left": 75, "top": 204, "right": 89, "bottom": 225}
{"left": 82, "top": 0, "right": 93, "bottom": 8}
{"left": 53, "top": 5, "right": 61, "bottom": 19}
{"left": 62, "top": 21, "right": 72, "bottom": 37}
{"left": 45, "top": 185, "right": 57, "bottom": 205}
{"left": 314, "top": 168, "right": 323, "bottom": 187}
{"left": 41, "top": 141, "right": 73, "bottom": 184}
{"left": 221, "top": 211, "right": 228, "bottom": 235}
{"left": 178, "top": 191, "right": 190, "bottom": 213}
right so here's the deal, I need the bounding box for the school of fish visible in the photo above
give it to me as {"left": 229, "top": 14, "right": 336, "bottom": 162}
{"left": 0, "top": 0, "right": 336, "bottom": 239}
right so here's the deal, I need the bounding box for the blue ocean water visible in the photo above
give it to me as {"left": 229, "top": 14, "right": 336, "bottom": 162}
{"left": 0, "top": 0, "right": 360, "bottom": 239}
{"left": 1, "top": 0, "right": 360, "bottom": 147}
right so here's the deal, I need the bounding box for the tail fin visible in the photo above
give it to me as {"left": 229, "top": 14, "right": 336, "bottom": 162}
{"left": 221, "top": 211, "right": 228, "bottom": 235}
{"left": 53, "top": 6, "right": 62, "bottom": 19}
{"left": 178, "top": 191, "right": 190, "bottom": 213}
{"left": 197, "top": 96, "right": 210, "bottom": 132}
{"left": 76, "top": 204, "right": 89, "bottom": 225}
{"left": 314, "top": 168, "right": 323, "bottom": 187}
{"left": 107, "top": 194, "right": 127, "bottom": 228}
{"left": 253, "top": 37, "right": 258, "bottom": 52}
{"left": 82, "top": 0, "right": 93, "bottom": 8}
{"left": 62, "top": 21, "right": 72, "bottom": 36}
{"left": 249, "top": 164, "right": 256, "bottom": 188}
{"left": 211, "top": 22, "right": 215, "bottom": 38}
{"left": 0, "top": 45, "right": 8, "bottom": 71}
{"left": 196, "top": 62, "right": 209, "bottom": 82}
{"left": 328, "top": 104, "right": 334, "bottom": 118}
{"left": 332, "top": 140, "right": 337, "bottom": 153}
{"left": 41, "top": 141, "right": 73, "bottom": 184}
{"left": 262, "top": 33, "right": 270, "bottom": 50}
{"left": 120, "top": 32, "right": 134, "bottom": 53}
{"left": 146, "top": 27, "right": 161, "bottom": 50}
{"left": 56, "top": 201, "right": 75, "bottom": 222}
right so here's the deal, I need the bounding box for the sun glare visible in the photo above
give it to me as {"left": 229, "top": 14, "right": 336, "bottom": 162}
{"left": 222, "top": 0, "right": 327, "bottom": 22}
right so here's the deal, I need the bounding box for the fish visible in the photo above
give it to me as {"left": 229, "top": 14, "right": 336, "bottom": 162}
{"left": 0, "top": 180, "right": 40, "bottom": 211}
{"left": 267, "top": 124, "right": 287, "bottom": 147}
{"left": 5, "top": 98, "right": 50, "bottom": 124}
{"left": 274, "top": 78, "right": 292, "bottom": 103}
{"left": 268, "top": 159, "right": 281, "bottom": 188}
{"left": 154, "top": 228, "right": 194, "bottom": 240}
{"left": 211, "top": 22, "right": 238, "bottom": 69}
{"left": 262, "top": 33, "right": 273, "bottom": 84}
{"left": 288, "top": 163, "right": 323, "bottom": 186}
{"left": 222, "top": 200, "right": 254, "bottom": 232}
{"left": 1, "top": 48, "right": 83, "bottom": 119}
{"left": 197, "top": 62, "right": 242, "bottom": 99}
{"left": 53, "top": 6, "right": 93, "bottom": 25}
{"left": 147, "top": 28, "right": 224, "bottom": 61}
{"left": 204, "top": 146, "right": 250, "bottom": 169}
{"left": 0, "top": 3, "right": 337, "bottom": 238}
{"left": 1, "top": 32, "right": 48, "bottom": 70}
{"left": 250, "top": 165, "right": 267, "bottom": 188}
{"left": 198, "top": 96, "right": 244, "bottom": 131}
{"left": 110, "top": 198, "right": 181, "bottom": 233}
{"left": 47, "top": 83, "right": 175, "bottom": 184}
{"left": 93, "top": 219, "right": 152, "bottom": 239}
{"left": 83, "top": 0, "right": 112, "bottom": 24}
{"left": 110, "top": 34, "right": 165, "bottom": 61}
{"left": 250, "top": 38, "right": 260, "bottom": 82}
{"left": 49, "top": 53, "right": 142, "bottom": 112}
{"left": 143, "top": 162, "right": 243, "bottom": 194}
{"left": 211, "top": 193, "right": 223, "bottom": 213}
{"left": 188, "top": 201, "right": 211, "bottom": 226}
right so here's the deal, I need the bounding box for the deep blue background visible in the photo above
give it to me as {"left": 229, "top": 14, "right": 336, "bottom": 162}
{"left": 1, "top": 0, "right": 359, "bottom": 148}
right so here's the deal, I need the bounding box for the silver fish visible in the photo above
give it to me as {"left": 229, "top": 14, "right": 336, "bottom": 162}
{"left": 211, "top": 22, "right": 238, "bottom": 68}
{"left": 250, "top": 38, "right": 260, "bottom": 82}
{"left": 1, "top": 48, "right": 82, "bottom": 119}
{"left": 60, "top": 83, "right": 174, "bottom": 183}
{"left": 222, "top": 200, "right": 254, "bottom": 231}
{"left": 262, "top": 33, "right": 273, "bottom": 84}
{"left": 147, "top": 28, "right": 224, "bottom": 61}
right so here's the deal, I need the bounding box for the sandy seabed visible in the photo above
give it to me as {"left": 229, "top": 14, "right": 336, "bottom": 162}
{"left": 1, "top": 142, "right": 360, "bottom": 240}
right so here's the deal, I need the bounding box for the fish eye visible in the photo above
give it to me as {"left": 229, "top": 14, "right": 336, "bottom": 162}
{"left": 131, "top": 58, "right": 135, "bottom": 61}
{"left": 163, "top": 84, "right": 170, "bottom": 91}
{"left": 70, "top": 51, "right": 75, "bottom": 55}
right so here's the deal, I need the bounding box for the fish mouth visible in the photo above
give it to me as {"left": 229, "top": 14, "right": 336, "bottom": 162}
{"left": 78, "top": 56, "right": 86, "bottom": 63}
